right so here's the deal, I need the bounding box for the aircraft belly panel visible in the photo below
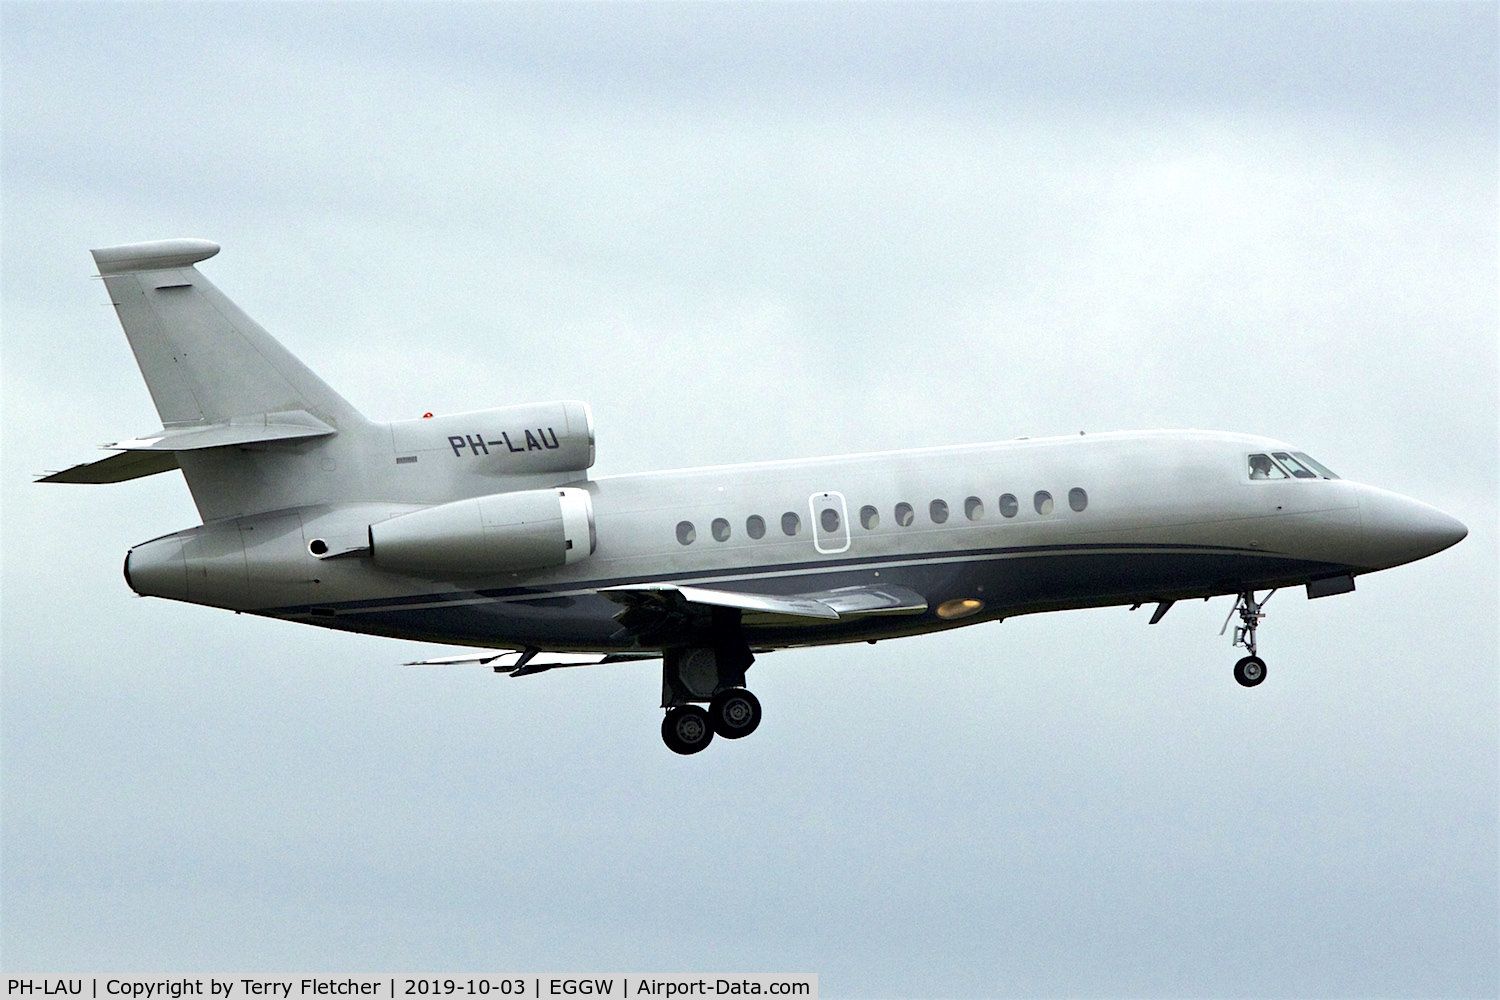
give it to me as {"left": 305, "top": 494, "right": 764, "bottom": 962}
{"left": 259, "top": 546, "right": 1353, "bottom": 650}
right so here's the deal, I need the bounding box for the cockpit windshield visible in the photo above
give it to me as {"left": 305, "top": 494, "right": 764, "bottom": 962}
{"left": 1247, "top": 451, "right": 1340, "bottom": 481}
{"left": 1247, "top": 454, "right": 1287, "bottom": 479}
{"left": 1290, "top": 451, "right": 1339, "bottom": 479}
{"left": 1272, "top": 452, "right": 1318, "bottom": 479}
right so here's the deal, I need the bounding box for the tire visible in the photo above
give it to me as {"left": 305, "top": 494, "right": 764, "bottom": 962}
{"left": 709, "top": 688, "right": 762, "bottom": 740}
{"left": 1234, "top": 655, "right": 1267, "bottom": 688}
{"left": 661, "top": 705, "right": 714, "bottom": 755}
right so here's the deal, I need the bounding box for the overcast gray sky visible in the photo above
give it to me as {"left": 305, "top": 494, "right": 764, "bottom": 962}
{"left": 2, "top": 3, "right": 1496, "bottom": 994}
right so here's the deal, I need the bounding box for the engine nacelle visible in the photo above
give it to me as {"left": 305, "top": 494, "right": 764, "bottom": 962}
{"left": 370, "top": 487, "right": 595, "bottom": 576}
{"left": 387, "top": 400, "right": 595, "bottom": 475}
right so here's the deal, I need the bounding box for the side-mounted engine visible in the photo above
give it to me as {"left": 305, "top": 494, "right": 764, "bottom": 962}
{"left": 369, "top": 487, "right": 595, "bottom": 576}
{"left": 388, "top": 401, "right": 595, "bottom": 476}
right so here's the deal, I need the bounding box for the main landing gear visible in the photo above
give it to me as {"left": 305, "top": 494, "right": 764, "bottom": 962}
{"left": 661, "top": 688, "right": 763, "bottom": 755}
{"left": 658, "top": 639, "right": 763, "bottom": 755}
{"left": 1222, "top": 589, "right": 1275, "bottom": 688}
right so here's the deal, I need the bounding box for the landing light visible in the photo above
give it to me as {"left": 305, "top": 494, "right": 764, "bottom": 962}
{"left": 936, "top": 598, "right": 984, "bottom": 620}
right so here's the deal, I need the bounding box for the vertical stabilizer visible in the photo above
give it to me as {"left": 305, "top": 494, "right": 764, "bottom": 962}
{"left": 92, "top": 239, "right": 365, "bottom": 429}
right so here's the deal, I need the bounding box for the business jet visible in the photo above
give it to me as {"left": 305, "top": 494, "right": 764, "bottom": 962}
{"left": 42, "top": 239, "right": 1467, "bottom": 754}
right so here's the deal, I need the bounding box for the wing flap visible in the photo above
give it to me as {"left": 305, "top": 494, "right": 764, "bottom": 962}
{"left": 810, "top": 583, "right": 929, "bottom": 616}
{"left": 599, "top": 582, "right": 928, "bottom": 622}
{"left": 601, "top": 583, "right": 841, "bottom": 619}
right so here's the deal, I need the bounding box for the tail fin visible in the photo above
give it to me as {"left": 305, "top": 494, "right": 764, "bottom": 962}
{"left": 92, "top": 239, "right": 365, "bottom": 429}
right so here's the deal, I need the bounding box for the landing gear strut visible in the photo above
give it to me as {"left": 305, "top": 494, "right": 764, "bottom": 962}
{"left": 1222, "top": 589, "right": 1275, "bottom": 688}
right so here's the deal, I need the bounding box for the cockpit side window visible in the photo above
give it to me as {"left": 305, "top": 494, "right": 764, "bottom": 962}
{"left": 1247, "top": 454, "right": 1288, "bottom": 480}
{"left": 1272, "top": 452, "right": 1319, "bottom": 479}
{"left": 1291, "top": 451, "right": 1340, "bottom": 479}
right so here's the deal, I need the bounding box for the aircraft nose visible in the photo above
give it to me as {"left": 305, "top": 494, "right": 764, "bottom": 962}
{"left": 1359, "top": 487, "right": 1467, "bottom": 570}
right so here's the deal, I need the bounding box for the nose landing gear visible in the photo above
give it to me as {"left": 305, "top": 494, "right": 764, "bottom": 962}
{"left": 1234, "top": 654, "right": 1267, "bottom": 687}
{"left": 1222, "top": 589, "right": 1275, "bottom": 687}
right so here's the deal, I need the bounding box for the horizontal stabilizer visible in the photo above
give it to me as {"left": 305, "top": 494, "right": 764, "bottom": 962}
{"left": 109, "top": 409, "right": 336, "bottom": 451}
{"left": 38, "top": 450, "right": 179, "bottom": 484}
{"left": 40, "top": 409, "right": 336, "bottom": 486}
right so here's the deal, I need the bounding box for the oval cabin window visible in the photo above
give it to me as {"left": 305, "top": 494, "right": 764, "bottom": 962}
{"left": 821, "top": 508, "right": 841, "bottom": 533}
{"left": 711, "top": 518, "right": 731, "bottom": 542}
{"left": 999, "top": 493, "right": 1018, "bottom": 518}
{"left": 746, "top": 515, "right": 766, "bottom": 539}
{"left": 1034, "top": 491, "right": 1054, "bottom": 515}
{"left": 895, "top": 503, "right": 915, "bottom": 527}
{"left": 676, "top": 521, "right": 696, "bottom": 545}
{"left": 1068, "top": 488, "right": 1088, "bottom": 512}
{"left": 859, "top": 505, "right": 880, "bottom": 530}
{"left": 964, "top": 496, "right": 984, "bottom": 520}
{"left": 930, "top": 499, "right": 949, "bottom": 524}
{"left": 781, "top": 512, "right": 801, "bottom": 536}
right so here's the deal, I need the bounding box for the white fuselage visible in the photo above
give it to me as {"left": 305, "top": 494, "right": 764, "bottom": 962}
{"left": 122, "top": 428, "right": 1463, "bottom": 652}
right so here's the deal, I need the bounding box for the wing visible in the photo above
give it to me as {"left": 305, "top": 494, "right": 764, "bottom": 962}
{"left": 602, "top": 583, "right": 841, "bottom": 619}
{"left": 810, "top": 583, "right": 930, "bottom": 616}
{"left": 405, "top": 648, "right": 660, "bottom": 677}
{"left": 600, "top": 581, "right": 928, "bottom": 631}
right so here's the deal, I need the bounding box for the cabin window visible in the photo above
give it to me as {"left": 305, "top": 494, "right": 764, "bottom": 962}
{"left": 1292, "top": 451, "right": 1340, "bottom": 479}
{"left": 820, "top": 507, "right": 841, "bottom": 533}
{"left": 1034, "top": 491, "right": 1054, "bottom": 515}
{"left": 1068, "top": 488, "right": 1088, "bottom": 512}
{"left": 1272, "top": 452, "right": 1319, "bottom": 479}
{"left": 1248, "top": 454, "right": 1288, "bottom": 480}
{"left": 746, "top": 515, "right": 766, "bottom": 539}
{"left": 894, "top": 502, "right": 915, "bottom": 527}
{"left": 711, "top": 518, "right": 731, "bottom": 542}
{"left": 964, "top": 496, "right": 984, "bottom": 520}
{"left": 676, "top": 521, "right": 696, "bottom": 545}
{"left": 860, "top": 505, "right": 880, "bottom": 530}
{"left": 781, "top": 511, "right": 801, "bottom": 536}
{"left": 930, "top": 499, "right": 949, "bottom": 524}
{"left": 999, "top": 493, "right": 1019, "bottom": 518}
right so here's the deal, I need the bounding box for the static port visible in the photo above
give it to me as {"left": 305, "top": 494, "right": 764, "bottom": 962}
{"left": 308, "top": 538, "right": 329, "bottom": 556}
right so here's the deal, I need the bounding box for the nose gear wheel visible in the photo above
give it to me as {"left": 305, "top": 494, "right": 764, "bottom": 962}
{"left": 1234, "top": 655, "right": 1267, "bottom": 687}
{"left": 1221, "top": 589, "right": 1276, "bottom": 687}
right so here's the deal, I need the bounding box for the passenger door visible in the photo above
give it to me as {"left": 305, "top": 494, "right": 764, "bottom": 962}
{"left": 809, "top": 491, "right": 851, "bottom": 554}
